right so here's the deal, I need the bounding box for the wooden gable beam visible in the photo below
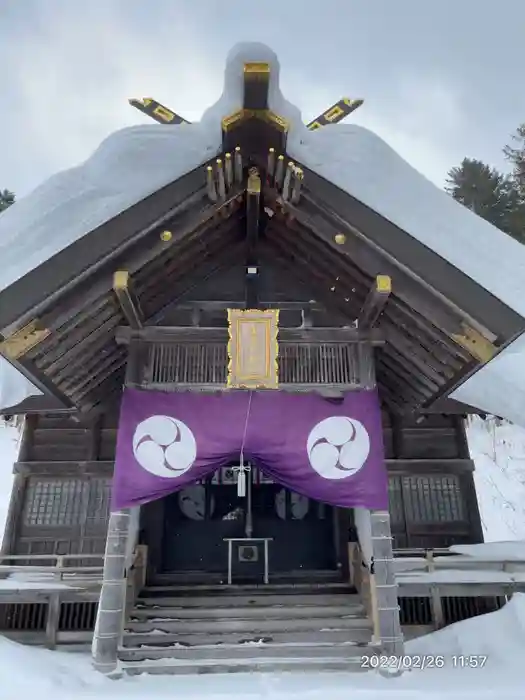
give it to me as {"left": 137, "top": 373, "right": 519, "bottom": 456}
{"left": 116, "top": 325, "right": 384, "bottom": 346}
{"left": 113, "top": 270, "right": 143, "bottom": 330}
{"left": 291, "top": 166, "right": 525, "bottom": 340}
{"left": 358, "top": 275, "right": 391, "bottom": 330}
{"left": 246, "top": 168, "right": 261, "bottom": 308}
{"left": 269, "top": 192, "right": 500, "bottom": 365}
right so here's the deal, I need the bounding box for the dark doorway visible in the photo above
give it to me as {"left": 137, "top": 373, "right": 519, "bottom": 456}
{"left": 161, "top": 465, "right": 337, "bottom": 577}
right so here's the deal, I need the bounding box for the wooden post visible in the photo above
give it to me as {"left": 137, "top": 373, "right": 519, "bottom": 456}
{"left": 426, "top": 550, "right": 444, "bottom": 628}
{"left": 369, "top": 572, "right": 381, "bottom": 644}
{"left": 91, "top": 509, "right": 130, "bottom": 675}
{"left": 370, "top": 510, "right": 404, "bottom": 658}
{"left": 45, "top": 593, "right": 61, "bottom": 649}
{"left": 1, "top": 416, "right": 34, "bottom": 561}
{"left": 0, "top": 474, "right": 26, "bottom": 561}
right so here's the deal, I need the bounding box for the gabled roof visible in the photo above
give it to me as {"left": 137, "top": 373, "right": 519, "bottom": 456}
{"left": 1, "top": 42, "right": 525, "bottom": 423}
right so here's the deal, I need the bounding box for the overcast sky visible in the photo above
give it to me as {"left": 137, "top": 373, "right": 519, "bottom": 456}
{"left": 1, "top": 0, "right": 525, "bottom": 197}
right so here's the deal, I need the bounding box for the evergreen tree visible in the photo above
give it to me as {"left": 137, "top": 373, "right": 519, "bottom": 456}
{"left": 0, "top": 189, "right": 15, "bottom": 212}
{"left": 445, "top": 158, "right": 522, "bottom": 239}
{"left": 504, "top": 123, "right": 525, "bottom": 198}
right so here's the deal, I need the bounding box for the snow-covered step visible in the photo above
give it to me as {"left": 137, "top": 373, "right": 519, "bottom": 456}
{"left": 143, "top": 582, "right": 352, "bottom": 595}
{"left": 122, "top": 627, "right": 373, "bottom": 648}
{"left": 136, "top": 593, "right": 363, "bottom": 608}
{"left": 120, "top": 580, "right": 372, "bottom": 675}
{"left": 118, "top": 641, "right": 374, "bottom": 663}
{"left": 121, "top": 655, "right": 371, "bottom": 676}
{"left": 129, "top": 604, "right": 365, "bottom": 620}
{"left": 125, "top": 615, "right": 370, "bottom": 635}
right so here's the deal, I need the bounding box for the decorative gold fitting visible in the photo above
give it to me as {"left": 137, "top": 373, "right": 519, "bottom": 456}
{"left": 0, "top": 321, "right": 50, "bottom": 360}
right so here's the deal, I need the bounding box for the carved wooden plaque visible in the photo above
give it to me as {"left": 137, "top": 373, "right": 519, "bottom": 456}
{"left": 227, "top": 309, "right": 279, "bottom": 389}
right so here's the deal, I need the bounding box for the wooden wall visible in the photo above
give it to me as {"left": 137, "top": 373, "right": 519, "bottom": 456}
{"left": 2, "top": 405, "right": 483, "bottom": 559}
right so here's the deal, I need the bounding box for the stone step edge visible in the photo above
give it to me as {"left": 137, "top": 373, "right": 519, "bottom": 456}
{"left": 119, "top": 641, "right": 373, "bottom": 651}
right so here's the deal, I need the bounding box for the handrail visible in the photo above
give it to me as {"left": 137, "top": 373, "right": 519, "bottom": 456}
{"left": 0, "top": 554, "right": 104, "bottom": 582}
{"left": 393, "top": 548, "right": 455, "bottom": 557}
{"left": 0, "top": 554, "right": 104, "bottom": 560}
{"left": 394, "top": 551, "right": 525, "bottom": 574}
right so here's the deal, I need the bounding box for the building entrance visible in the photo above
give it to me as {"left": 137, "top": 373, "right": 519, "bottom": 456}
{"left": 161, "top": 464, "right": 338, "bottom": 578}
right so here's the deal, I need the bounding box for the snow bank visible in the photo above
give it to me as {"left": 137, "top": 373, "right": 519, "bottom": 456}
{"left": 467, "top": 416, "right": 525, "bottom": 541}
{"left": 406, "top": 592, "right": 525, "bottom": 668}
{"left": 450, "top": 541, "right": 525, "bottom": 560}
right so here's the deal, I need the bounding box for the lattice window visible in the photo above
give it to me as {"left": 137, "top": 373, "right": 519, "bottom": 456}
{"left": 23, "top": 479, "right": 88, "bottom": 527}
{"left": 387, "top": 476, "right": 405, "bottom": 526}
{"left": 22, "top": 478, "right": 112, "bottom": 528}
{"left": 85, "top": 478, "right": 111, "bottom": 526}
{"left": 401, "top": 475, "right": 465, "bottom": 523}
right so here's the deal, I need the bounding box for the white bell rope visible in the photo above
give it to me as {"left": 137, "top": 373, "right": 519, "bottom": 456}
{"left": 234, "top": 391, "right": 253, "bottom": 497}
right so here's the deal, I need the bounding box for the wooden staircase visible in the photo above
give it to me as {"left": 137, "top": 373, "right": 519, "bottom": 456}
{"left": 119, "top": 580, "right": 377, "bottom": 675}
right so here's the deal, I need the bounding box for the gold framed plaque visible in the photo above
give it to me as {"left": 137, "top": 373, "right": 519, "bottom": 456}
{"left": 227, "top": 309, "right": 279, "bottom": 389}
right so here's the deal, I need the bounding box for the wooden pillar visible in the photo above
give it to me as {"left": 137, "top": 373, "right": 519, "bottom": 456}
{"left": 370, "top": 510, "right": 404, "bottom": 659}
{"left": 0, "top": 415, "right": 34, "bottom": 557}
{"left": 92, "top": 509, "right": 130, "bottom": 675}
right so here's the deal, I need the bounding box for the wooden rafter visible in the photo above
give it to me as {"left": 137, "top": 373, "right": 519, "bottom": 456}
{"left": 270, "top": 193, "right": 500, "bottom": 361}
{"left": 358, "top": 275, "right": 392, "bottom": 330}
{"left": 112, "top": 271, "right": 143, "bottom": 330}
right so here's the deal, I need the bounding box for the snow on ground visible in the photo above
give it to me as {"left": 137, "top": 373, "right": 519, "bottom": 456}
{"left": 0, "top": 424, "right": 19, "bottom": 539}
{"left": 467, "top": 416, "right": 525, "bottom": 541}
{"left": 0, "top": 594, "right": 523, "bottom": 700}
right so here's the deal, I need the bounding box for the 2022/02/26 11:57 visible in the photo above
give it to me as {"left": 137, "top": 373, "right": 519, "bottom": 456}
{"left": 360, "top": 655, "right": 488, "bottom": 670}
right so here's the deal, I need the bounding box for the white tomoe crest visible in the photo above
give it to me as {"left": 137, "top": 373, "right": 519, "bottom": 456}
{"left": 132, "top": 415, "right": 197, "bottom": 478}
{"left": 306, "top": 416, "right": 370, "bottom": 480}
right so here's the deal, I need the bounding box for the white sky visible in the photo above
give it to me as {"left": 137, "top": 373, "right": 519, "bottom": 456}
{"left": 2, "top": 0, "right": 525, "bottom": 197}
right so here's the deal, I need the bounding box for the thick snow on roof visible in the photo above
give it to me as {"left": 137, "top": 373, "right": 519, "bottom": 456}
{"left": 2, "top": 42, "right": 525, "bottom": 422}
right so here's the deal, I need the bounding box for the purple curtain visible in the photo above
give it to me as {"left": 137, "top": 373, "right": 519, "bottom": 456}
{"left": 112, "top": 388, "right": 388, "bottom": 510}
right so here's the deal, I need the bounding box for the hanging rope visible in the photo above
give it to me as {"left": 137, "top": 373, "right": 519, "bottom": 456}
{"left": 234, "top": 390, "right": 253, "bottom": 497}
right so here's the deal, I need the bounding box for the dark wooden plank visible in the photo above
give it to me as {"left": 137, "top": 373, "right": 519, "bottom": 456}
{"left": 14, "top": 461, "right": 114, "bottom": 476}
{"left": 385, "top": 459, "right": 475, "bottom": 473}
{"left": 168, "top": 300, "right": 325, "bottom": 312}
{"left": 265, "top": 223, "right": 461, "bottom": 390}
{"left": 0, "top": 355, "right": 75, "bottom": 412}
{"left": 13, "top": 458, "right": 474, "bottom": 476}
{"left": 422, "top": 397, "right": 485, "bottom": 415}
{"left": 0, "top": 474, "right": 27, "bottom": 556}
{"left": 0, "top": 392, "right": 72, "bottom": 416}
{"left": 270, "top": 206, "right": 500, "bottom": 358}
{"left": 0, "top": 163, "right": 212, "bottom": 332}
{"left": 293, "top": 168, "right": 525, "bottom": 339}
{"left": 459, "top": 472, "right": 484, "bottom": 543}
{"left": 116, "top": 325, "right": 384, "bottom": 345}
{"left": 141, "top": 498, "right": 165, "bottom": 582}
{"left": 31, "top": 194, "right": 223, "bottom": 336}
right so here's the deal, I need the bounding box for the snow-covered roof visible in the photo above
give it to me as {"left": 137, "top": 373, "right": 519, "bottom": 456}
{"left": 2, "top": 42, "right": 525, "bottom": 424}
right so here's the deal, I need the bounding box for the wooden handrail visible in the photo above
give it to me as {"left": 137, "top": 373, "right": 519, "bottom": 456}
{"left": 0, "top": 554, "right": 104, "bottom": 561}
